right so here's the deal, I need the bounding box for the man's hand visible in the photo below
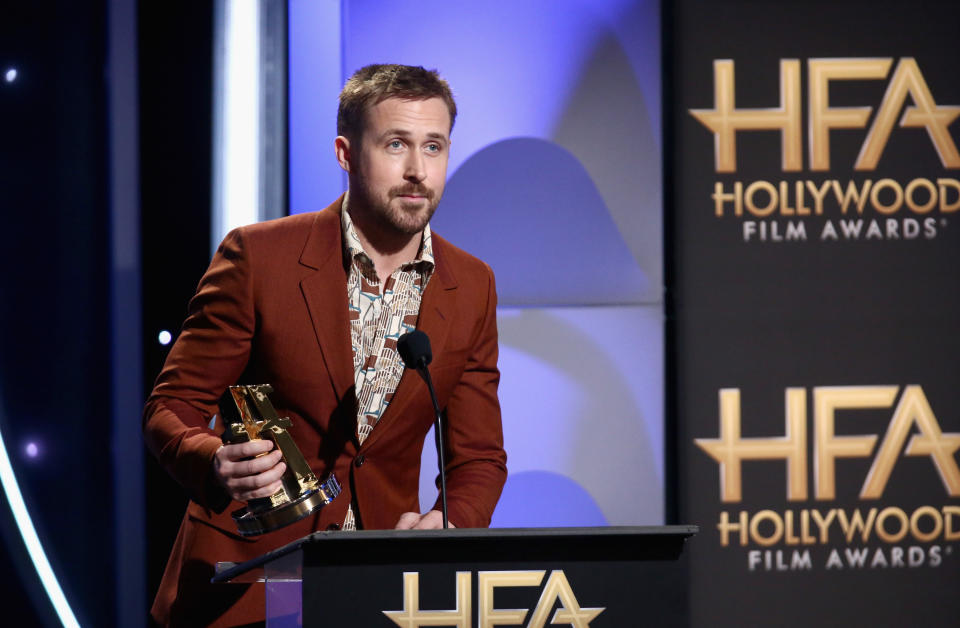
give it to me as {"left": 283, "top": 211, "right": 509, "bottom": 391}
{"left": 394, "top": 510, "right": 456, "bottom": 530}
{"left": 213, "top": 440, "right": 286, "bottom": 502}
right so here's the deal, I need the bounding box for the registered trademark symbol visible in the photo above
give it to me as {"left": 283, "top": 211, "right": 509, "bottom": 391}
{"left": 941, "top": 218, "right": 948, "bottom": 228}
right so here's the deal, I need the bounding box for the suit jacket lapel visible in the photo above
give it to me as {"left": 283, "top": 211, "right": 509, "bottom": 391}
{"left": 298, "top": 198, "right": 356, "bottom": 404}
{"left": 360, "top": 237, "right": 458, "bottom": 451}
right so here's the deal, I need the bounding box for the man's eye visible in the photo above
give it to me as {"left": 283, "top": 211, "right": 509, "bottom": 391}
{"left": 389, "top": 140, "right": 403, "bottom": 149}
{"left": 426, "top": 143, "right": 440, "bottom": 152}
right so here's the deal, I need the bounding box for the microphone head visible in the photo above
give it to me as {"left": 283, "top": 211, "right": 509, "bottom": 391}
{"left": 397, "top": 330, "right": 432, "bottom": 369}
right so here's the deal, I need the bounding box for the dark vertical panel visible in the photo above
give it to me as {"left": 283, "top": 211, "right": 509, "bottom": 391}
{"left": 669, "top": 1, "right": 960, "bottom": 626}
{"left": 0, "top": 2, "right": 113, "bottom": 626}
{"left": 137, "top": 1, "right": 214, "bottom": 608}
{"left": 108, "top": 0, "right": 145, "bottom": 624}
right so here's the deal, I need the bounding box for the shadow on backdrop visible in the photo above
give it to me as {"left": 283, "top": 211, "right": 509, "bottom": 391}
{"left": 434, "top": 137, "right": 649, "bottom": 305}
{"left": 491, "top": 470, "right": 609, "bottom": 527}
{"left": 494, "top": 308, "right": 662, "bottom": 525}
{"left": 552, "top": 19, "right": 662, "bottom": 295}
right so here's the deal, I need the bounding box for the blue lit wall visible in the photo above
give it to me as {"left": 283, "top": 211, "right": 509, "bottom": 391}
{"left": 290, "top": 0, "right": 663, "bottom": 525}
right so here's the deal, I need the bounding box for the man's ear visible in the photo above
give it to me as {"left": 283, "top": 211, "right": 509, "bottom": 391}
{"left": 334, "top": 136, "right": 351, "bottom": 172}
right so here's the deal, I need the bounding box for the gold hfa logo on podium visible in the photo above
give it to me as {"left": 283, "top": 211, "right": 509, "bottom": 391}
{"left": 382, "top": 570, "right": 605, "bottom": 628}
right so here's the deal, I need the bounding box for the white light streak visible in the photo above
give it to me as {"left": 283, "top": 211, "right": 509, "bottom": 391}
{"left": 212, "top": 0, "right": 261, "bottom": 251}
{"left": 0, "top": 409, "right": 81, "bottom": 628}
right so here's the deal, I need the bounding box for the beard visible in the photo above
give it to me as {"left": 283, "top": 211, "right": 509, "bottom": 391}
{"left": 350, "top": 176, "right": 440, "bottom": 236}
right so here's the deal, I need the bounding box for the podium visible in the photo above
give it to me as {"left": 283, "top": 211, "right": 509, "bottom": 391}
{"left": 213, "top": 525, "right": 697, "bottom": 627}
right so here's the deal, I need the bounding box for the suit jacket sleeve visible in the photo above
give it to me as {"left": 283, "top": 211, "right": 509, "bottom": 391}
{"left": 143, "top": 227, "right": 255, "bottom": 510}
{"left": 433, "top": 263, "right": 507, "bottom": 527}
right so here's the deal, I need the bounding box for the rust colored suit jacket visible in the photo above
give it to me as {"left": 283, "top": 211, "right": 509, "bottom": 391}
{"left": 144, "top": 198, "right": 507, "bottom": 627}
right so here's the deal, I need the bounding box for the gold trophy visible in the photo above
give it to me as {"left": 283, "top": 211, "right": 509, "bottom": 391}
{"left": 219, "top": 384, "right": 341, "bottom": 536}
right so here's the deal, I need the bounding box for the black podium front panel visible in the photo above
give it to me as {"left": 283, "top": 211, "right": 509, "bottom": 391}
{"left": 215, "top": 526, "right": 696, "bottom": 626}
{"left": 239, "top": 526, "right": 696, "bottom": 627}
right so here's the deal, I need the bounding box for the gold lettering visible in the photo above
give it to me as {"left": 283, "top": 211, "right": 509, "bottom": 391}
{"left": 478, "top": 571, "right": 544, "bottom": 628}
{"left": 717, "top": 511, "right": 749, "bottom": 547}
{"left": 874, "top": 507, "right": 909, "bottom": 543}
{"left": 800, "top": 509, "right": 816, "bottom": 544}
{"left": 695, "top": 388, "right": 807, "bottom": 502}
{"left": 383, "top": 572, "right": 472, "bottom": 628}
{"left": 808, "top": 58, "right": 892, "bottom": 171}
{"left": 856, "top": 58, "right": 960, "bottom": 170}
{"left": 806, "top": 179, "right": 833, "bottom": 215}
{"left": 784, "top": 510, "right": 800, "bottom": 545}
{"left": 900, "top": 388, "right": 960, "bottom": 495}
{"left": 938, "top": 178, "right": 960, "bottom": 212}
{"left": 909, "top": 506, "right": 943, "bottom": 543}
{"left": 862, "top": 385, "right": 960, "bottom": 498}
{"left": 745, "top": 180, "right": 778, "bottom": 216}
{"left": 836, "top": 508, "right": 878, "bottom": 543}
{"left": 944, "top": 506, "right": 960, "bottom": 541}
{"left": 749, "top": 510, "right": 784, "bottom": 547}
{"left": 690, "top": 59, "right": 802, "bottom": 173}
{"left": 814, "top": 386, "right": 897, "bottom": 500}
{"left": 713, "top": 181, "right": 743, "bottom": 217}
{"left": 904, "top": 178, "right": 938, "bottom": 214}
{"left": 811, "top": 509, "right": 837, "bottom": 543}
{"left": 869, "top": 178, "right": 904, "bottom": 214}
{"left": 830, "top": 180, "right": 872, "bottom": 215}
{"left": 527, "top": 571, "right": 604, "bottom": 628}
{"left": 794, "top": 180, "right": 811, "bottom": 215}
{"left": 779, "top": 181, "right": 794, "bottom": 215}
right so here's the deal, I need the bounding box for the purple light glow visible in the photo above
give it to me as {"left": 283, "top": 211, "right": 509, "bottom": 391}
{"left": 25, "top": 442, "right": 39, "bottom": 458}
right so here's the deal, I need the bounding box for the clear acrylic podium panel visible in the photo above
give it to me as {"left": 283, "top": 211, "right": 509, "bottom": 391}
{"left": 216, "top": 549, "right": 305, "bottom": 628}
{"left": 264, "top": 548, "right": 304, "bottom": 628}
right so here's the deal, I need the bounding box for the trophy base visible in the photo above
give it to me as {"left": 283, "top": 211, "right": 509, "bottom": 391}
{"left": 232, "top": 475, "right": 341, "bottom": 537}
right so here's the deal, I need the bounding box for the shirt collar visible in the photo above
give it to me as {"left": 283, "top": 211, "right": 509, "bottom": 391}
{"left": 341, "top": 193, "right": 436, "bottom": 272}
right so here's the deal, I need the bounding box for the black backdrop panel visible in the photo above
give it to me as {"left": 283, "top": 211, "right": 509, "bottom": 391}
{"left": 0, "top": 3, "right": 113, "bottom": 626}
{"left": 138, "top": 2, "right": 215, "bottom": 606}
{"left": 669, "top": 1, "right": 960, "bottom": 626}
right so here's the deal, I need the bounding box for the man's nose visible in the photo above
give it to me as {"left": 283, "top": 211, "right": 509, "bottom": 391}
{"left": 404, "top": 151, "right": 426, "bottom": 183}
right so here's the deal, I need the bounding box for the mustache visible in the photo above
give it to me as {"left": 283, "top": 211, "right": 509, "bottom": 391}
{"left": 390, "top": 184, "right": 434, "bottom": 199}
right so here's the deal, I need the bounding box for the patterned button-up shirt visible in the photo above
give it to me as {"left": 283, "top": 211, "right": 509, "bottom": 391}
{"left": 340, "top": 202, "right": 434, "bottom": 529}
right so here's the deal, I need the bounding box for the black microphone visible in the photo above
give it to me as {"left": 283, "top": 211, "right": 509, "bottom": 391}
{"left": 397, "top": 330, "right": 432, "bottom": 370}
{"left": 397, "top": 330, "right": 448, "bottom": 529}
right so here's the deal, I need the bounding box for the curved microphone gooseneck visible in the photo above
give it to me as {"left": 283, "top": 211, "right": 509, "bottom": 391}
{"left": 397, "top": 330, "right": 449, "bottom": 529}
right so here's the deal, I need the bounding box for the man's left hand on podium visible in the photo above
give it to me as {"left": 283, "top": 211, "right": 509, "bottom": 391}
{"left": 393, "top": 510, "right": 456, "bottom": 530}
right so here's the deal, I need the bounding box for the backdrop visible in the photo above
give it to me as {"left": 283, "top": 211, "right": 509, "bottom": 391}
{"left": 669, "top": 0, "right": 960, "bottom": 625}
{"left": 289, "top": 0, "right": 666, "bottom": 528}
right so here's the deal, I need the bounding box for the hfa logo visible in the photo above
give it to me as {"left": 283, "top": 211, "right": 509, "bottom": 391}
{"left": 689, "top": 58, "right": 960, "bottom": 173}
{"left": 383, "top": 570, "right": 604, "bottom": 627}
{"left": 695, "top": 385, "right": 960, "bottom": 502}
{"left": 693, "top": 386, "right": 960, "bottom": 570}
{"left": 686, "top": 58, "right": 960, "bottom": 242}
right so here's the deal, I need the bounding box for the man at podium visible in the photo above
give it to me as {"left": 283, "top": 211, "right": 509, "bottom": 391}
{"left": 143, "top": 64, "right": 507, "bottom": 627}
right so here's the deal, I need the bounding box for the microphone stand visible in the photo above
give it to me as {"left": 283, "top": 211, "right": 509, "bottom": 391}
{"left": 415, "top": 359, "right": 449, "bottom": 529}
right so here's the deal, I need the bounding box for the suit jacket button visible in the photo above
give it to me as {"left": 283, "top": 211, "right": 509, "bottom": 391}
{"left": 327, "top": 523, "right": 341, "bottom": 531}
{"left": 355, "top": 454, "right": 365, "bottom": 467}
